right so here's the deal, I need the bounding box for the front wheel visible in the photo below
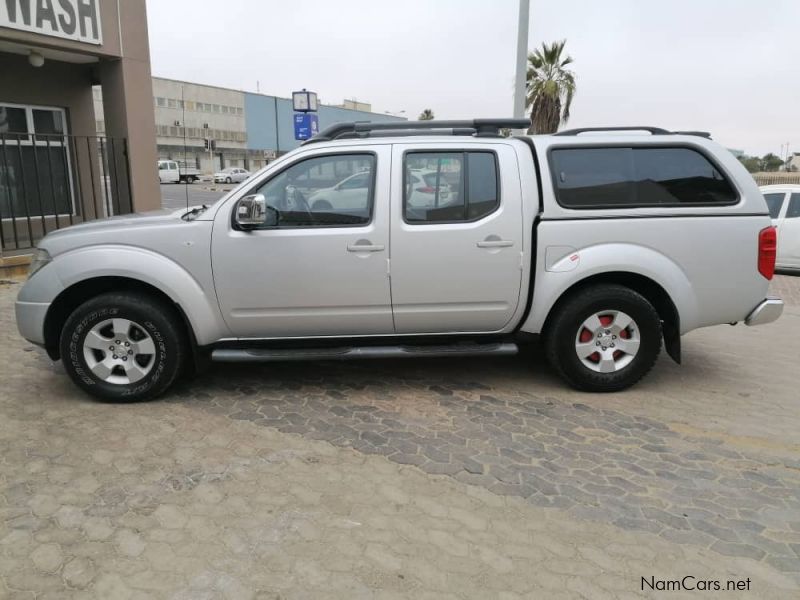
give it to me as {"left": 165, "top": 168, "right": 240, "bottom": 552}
{"left": 225, "top": 177, "right": 232, "bottom": 184}
{"left": 544, "top": 284, "right": 662, "bottom": 392}
{"left": 59, "top": 292, "right": 186, "bottom": 401}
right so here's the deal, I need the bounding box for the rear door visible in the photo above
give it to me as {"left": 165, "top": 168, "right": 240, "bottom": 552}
{"left": 389, "top": 143, "right": 524, "bottom": 333}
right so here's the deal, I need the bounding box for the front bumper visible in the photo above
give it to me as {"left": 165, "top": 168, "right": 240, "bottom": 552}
{"left": 745, "top": 297, "right": 784, "bottom": 326}
{"left": 15, "top": 300, "right": 50, "bottom": 345}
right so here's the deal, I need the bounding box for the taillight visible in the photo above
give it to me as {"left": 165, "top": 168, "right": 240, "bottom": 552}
{"left": 417, "top": 186, "right": 435, "bottom": 194}
{"left": 758, "top": 226, "right": 777, "bottom": 280}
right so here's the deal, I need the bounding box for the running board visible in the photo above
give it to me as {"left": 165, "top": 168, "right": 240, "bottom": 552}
{"left": 211, "top": 342, "right": 519, "bottom": 363}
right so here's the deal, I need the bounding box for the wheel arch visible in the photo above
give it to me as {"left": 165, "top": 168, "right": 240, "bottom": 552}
{"left": 537, "top": 272, "right": 682, "bottom": 364}
{"left": 44, "top": 276, "right": 199, "bottom": 366}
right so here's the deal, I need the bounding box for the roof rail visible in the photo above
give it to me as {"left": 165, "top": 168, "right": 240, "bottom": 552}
{"left": 303, "top": 118, "right": 531, "bottom": 145}
{"left": 553, "top": 126, "right": 712, "bottom": 139}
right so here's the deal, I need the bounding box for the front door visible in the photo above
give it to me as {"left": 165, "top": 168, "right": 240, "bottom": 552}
{"left": 389, "top": 143, "right": 524, "bottom": 333}
{"left": 212, "top": 146, "right": 394, "bottom": 338}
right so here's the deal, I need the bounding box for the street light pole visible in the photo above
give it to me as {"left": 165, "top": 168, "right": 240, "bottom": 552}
{"left": 513, "top": 0, "right": 530, "bottom": 130}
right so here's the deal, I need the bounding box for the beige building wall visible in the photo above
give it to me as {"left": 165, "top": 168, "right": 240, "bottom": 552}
{"left": 0, "top": 0, "right": 160, "bottom": 230}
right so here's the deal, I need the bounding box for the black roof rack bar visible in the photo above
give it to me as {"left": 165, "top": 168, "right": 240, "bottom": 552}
{"left": 304, "top": 118, "right": 531, "bottom": 145}
{"left": 554, "top": 126, "right": 671, "bottom": 136}
{"left": 336, "top": 127, "right": 479, "bottom": 140}
{"left": 673, "top": 130, "right": 712, "bottom": 138}
{"left": 554, "top": 126, "right": 712, "bottom": 139}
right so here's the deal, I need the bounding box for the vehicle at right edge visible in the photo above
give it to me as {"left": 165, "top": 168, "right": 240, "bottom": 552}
{"left": 760, "top": 184, "right": 800, "bottom": 271}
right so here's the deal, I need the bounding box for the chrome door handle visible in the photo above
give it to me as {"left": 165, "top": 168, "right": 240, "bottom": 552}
{"left": 477, "top": 240, "right": 514, "bottom": 248}
{"left": 347, "top": 242, "right": 385, "bottom": 252}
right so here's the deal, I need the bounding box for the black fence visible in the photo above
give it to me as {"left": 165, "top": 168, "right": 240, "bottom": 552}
{"left": 0, "top": 133, "right": 131, "bottom": 252}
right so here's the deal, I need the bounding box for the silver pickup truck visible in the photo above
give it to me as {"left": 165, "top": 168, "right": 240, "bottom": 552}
{"left": 15, "top": 119, "right": 783, "bottom": 401}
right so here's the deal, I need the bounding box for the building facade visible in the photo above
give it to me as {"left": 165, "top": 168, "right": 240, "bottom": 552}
{"left": 1, "top": 0, "right": 160, "bottom": 253}
{"left": 95, "top": 77, "right": 405, "bottom": 174}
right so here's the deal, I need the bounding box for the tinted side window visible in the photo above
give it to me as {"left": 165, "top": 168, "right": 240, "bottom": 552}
{"left": 550, "top": 147, "right": 737, "bottom": 208}
{"left": 763, "top": 193, "right": 785, "bottom": 219}
{"left": 404, "top": 151, "right": 499, "bottom": 223}
{"left": 786, "top": 194, "right": 800, "bottom": 219}
{"left": 252, "top": 153, "right": 375, "bottom": 228}
{"left": 633, "top": 148, "right": 737, "bottom": 204}
{"left": 550, "top": 148, "right": 634, "bottom": 207}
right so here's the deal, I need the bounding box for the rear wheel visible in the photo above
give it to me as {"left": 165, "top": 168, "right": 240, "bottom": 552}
{"left": 545, "top": 285, "right": 661, "bottom": 392}
{"left": 59, "top": 292, "right": 186, "bottom": 401}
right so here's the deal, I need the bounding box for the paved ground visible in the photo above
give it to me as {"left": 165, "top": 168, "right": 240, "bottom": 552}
{"left": 1, "top": 276, "right": 799, "bottom": 598}
{"left": 160, "top": 184, "right": 230, "bottom": 211}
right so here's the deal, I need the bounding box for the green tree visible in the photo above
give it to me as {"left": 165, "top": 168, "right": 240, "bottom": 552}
{"left": 761, "top": 153, "right": 783, "bottom": 172}
{"left": 526, "top": 39, "right": 576, "bottom": 134}
{"left": 418, "top": 109, "right": 435, "bottom": 121}
{"left": 737, "top": 156, "right": 761, "bottom": 173}
{"left": 761, "top": 152, "right": 783, "bottom": 171}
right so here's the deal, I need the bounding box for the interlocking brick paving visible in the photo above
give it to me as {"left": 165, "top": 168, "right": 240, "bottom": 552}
{"left": 2, "top": 275, "right": 799, "bottom": 597}
{"left": 167, "top": 356, "right": 800, "bottom": 576}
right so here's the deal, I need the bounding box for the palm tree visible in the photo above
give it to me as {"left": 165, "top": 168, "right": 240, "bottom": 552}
{"left": 525, "top": 40, "right": 576, "bottom": 134}
{"left": 418, "top": 109, "right": 435, "bottom": 121}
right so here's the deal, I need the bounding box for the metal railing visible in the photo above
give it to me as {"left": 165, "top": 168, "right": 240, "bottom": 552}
{"left": 0, "top": 133, "right": 132, "bottom": 252}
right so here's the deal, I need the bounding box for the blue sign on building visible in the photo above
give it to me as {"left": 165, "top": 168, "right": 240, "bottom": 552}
{"left": 293, "top": 113, "right": 319, "bottom": 140}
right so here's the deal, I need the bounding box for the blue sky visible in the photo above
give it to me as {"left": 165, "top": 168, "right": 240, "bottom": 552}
{"left": 146, "top": 0, "right": 798, "bottom": 157}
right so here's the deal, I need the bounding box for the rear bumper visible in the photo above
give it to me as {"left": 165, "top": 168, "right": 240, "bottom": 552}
{"left": 745, "top": 297, "right": 784, "bottom": 326}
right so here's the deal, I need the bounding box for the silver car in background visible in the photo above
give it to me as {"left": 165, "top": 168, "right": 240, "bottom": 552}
{"left": 214, "top": 167, "right": 251, "bottom": 184}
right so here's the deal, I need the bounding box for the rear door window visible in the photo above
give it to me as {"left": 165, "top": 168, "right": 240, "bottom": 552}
{"left": 403, "top": 151, "right": 499, "bottom": 223}
{"left": 550, "top": 147, "right": 738, "bottom": 208}
{"left": 763, "top": 193, "right": 786, "bottom": 219}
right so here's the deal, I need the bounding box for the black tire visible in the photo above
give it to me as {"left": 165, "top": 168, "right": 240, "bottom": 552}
{"left": 225, "top": 177, "right": 232, "bottom": 184}
{"left": 186, "top": 176, "right": 195, "bottom": 184}
{"left": 59, "top": 292, "right": 186, "bottom": 402}
{"left": 544, "top": 284, "right": 661, "bottom": 392}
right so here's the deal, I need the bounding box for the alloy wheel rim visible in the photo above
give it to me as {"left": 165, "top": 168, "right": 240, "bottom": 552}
{"left": 82, "top": 318, "right": 156, "bottom": 385}
{"left": 574, "top": 310, "right": 640, "bottom": 373}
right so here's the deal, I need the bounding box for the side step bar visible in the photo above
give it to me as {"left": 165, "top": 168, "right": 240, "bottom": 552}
{"left": 211, "top": 342, "right": 519, "bottom": 363}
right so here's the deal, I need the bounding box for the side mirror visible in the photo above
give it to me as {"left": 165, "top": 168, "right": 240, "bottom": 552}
{"left": 234, "top": 194, "right": 277, "bottom": 228}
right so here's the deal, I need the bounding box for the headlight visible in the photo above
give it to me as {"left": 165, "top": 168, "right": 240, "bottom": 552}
{"left": 28, "top": 248, "right": 52, "bottom": 279}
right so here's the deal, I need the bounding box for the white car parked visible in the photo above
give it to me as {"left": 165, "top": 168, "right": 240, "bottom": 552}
{"left": 307, "top": 168, "right": 453, "bottom": 214}
{"left": 761, "top": 184, "right": 800, "bottom": 271}
{"left": 214, "top": 168, "right": 251, "bottom": 184}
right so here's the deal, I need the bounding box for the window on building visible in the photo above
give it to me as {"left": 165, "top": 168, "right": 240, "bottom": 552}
{"left": 0, "top": 103, "right": 71, "bottom": 219}
{"left": 32, "top": 109, "right": 65, "bottom": 136}
{"left": 212, "top": 104, "right": 220, "bottom": 113}
{"left": 185, "top": 101, "right": 195, "bottom": 111}
{"left": 156, "top": 97, "right": 166, "bottom": 107}
{"left": 167, "top": 99, "right": 177, "bottom": 109}
{"left": 550, "top": 147, "right": 738, "bottom": 208}
{"left": 0, "top": 106, "right": 29, "bottom": 135}
{"left": 403, "top": 151, "right": 499, "bottom": 223}
{"left": 250, "top": 153, "right": 376, "bottom": 228}
{"left": 763, "top": 193, "right": 785, "bottom": 219}
{"left": 221, "top": 106, "right": 229, "bottom": 114}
